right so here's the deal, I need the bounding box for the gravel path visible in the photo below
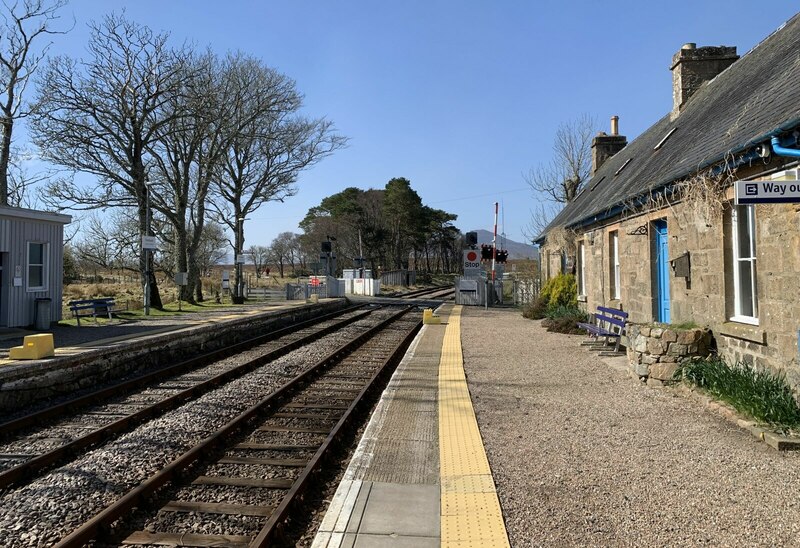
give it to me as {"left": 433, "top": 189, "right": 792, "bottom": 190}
{"left": 461, "top": 307, "right": 800, "bottom": 547}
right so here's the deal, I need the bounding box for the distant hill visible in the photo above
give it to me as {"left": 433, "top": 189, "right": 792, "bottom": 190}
{"left": 473, "top": 229, "right": 539, "bottom": 260}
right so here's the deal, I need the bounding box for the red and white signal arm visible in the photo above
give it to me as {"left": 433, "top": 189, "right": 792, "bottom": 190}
{"left": 463, "top": 250, "right": 482, "bottom": 277}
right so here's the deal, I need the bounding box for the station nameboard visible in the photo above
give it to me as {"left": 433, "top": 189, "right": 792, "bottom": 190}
{"left": 735, "top": 179, "right": 800, "bottom": 204}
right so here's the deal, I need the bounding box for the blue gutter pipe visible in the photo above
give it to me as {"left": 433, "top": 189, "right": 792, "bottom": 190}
{"left": 771, "top": 135, "right": 800, "bottom": 158}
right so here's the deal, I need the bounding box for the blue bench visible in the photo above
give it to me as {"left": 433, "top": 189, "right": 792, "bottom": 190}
{"left": 577, "top": 306, "right": 628, "bottom": 353}
{"left": 68, "top": 298, "right": 116, "bottom": 326}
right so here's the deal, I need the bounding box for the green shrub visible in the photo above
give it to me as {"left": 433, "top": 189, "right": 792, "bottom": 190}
{"left": 522, "top": 296, "right": 549, "bottom": 319}
{"left": 540, "top": 273, "right": 577, "bottom": 310}
{"left": 541, "top": 304, "right": 589, "bottom": 334}
{"left": 522, "top": 273, "right": 579, "bottom": 322}
{"left": 679, "top": 357, "right": 800, "bottom": 429}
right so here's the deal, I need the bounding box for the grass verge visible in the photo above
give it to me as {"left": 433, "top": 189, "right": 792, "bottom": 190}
{"left": 57, "top": 300, "right": 262, "bottom": 327}
{"left": 678, "top": 357, "right": 800, "bottom": 430}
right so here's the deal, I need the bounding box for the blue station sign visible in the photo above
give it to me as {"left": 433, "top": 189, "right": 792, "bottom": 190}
{"left": 735, "top": 179, "right": 800, "bottom": 204}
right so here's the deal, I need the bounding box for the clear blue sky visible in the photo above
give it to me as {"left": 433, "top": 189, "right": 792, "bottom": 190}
{"left": 25, "top": 1, "right": 800, "bottom": 248}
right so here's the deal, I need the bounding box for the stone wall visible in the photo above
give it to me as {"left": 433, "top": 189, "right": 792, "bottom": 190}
{"left": 0, "top": 300, "right": 348, "bottom": 412}
{"left": 626, "top": 324, "right": 713, "bottom": 385}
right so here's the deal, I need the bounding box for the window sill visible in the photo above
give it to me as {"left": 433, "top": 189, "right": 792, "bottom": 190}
{"left": 718, "top": 321, "right": 766, "bottom": 345}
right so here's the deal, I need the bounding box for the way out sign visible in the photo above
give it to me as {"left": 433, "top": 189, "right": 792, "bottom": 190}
{"left": 463, "top": 250, "right": 482, "bottom": 278}
{"left": 735, "top": 179, "right": 800, "bottom": 204}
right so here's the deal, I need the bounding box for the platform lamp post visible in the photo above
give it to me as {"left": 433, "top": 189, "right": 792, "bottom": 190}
{"left": 143, "top": 181, "right": 155, "bottom": 316}
{"left": 236, "top": 216, "right": 245, "bottom": 302}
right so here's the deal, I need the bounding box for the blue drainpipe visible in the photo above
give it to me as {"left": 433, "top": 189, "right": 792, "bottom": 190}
{"left": 771, "top": 135, "right": 800, "bottom": 158}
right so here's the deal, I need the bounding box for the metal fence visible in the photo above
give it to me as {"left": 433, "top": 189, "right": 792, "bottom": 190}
{"left": 454, "top": 277, "right": 504, "bottom": 306}
{"left": 246, "top": 287, "right": 285, "bottom": 300}
{"left": 285, "top": 277, "right": 345, "bottom": 300}
{"left": 512, "top": 278, "right": 541, "bottom": 305}
{"left": 380, "top": 270, "right": 416, "bottom": 287}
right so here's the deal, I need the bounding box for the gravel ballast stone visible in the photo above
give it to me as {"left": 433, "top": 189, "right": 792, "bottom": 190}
{"left": 461, "top": 307, "right": 800, "bottom": 547}
{"left": 0, "top": 309, "right": 398, "bottom": 547}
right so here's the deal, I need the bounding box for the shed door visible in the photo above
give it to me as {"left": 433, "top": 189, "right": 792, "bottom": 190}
{"left": 653, "top": 220, "right": 670, "bottom": 323}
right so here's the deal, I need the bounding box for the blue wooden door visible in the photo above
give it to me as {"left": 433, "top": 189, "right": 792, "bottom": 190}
{"left": 654, "top": 220, "right": 670, "bottom": 323}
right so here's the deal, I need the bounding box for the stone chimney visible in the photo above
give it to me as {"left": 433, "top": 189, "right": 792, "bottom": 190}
{"left": 671, "top": 43, "right": 738, "bottom": 115}
{"left": 591, "top": 116, "right": 627, "bottom": 175}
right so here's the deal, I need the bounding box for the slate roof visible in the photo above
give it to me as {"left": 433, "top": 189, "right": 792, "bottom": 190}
{"left": 540, "top": 12, "right": 800, "bottom": 239}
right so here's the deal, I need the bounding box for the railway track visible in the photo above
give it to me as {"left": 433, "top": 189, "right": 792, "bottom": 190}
{"left": 399, "top": 284, "right": 455, "bottom": 300}
{"left": 0, "top": 305, "right": 373, "bottom": 491}
{"left": 48, "top": 306, "right": 421, "bottom": 547}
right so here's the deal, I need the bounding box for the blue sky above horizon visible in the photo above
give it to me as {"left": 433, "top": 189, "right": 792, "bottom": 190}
{"left": 23, "top": 1, "right": 800, "bottom": 248}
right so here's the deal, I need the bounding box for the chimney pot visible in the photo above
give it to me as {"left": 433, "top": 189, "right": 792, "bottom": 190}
{"left": 591, "top": 119, "right": 627, "bottom": 175}
{"left": 671, "top": 44, "right": 738, "bottom": 116}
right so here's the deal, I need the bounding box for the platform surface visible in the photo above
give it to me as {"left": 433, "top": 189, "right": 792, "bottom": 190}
{"left": 0, "top": 300, "right": 331, "bottom": 373}
{"left": 314, "top": 304, "right": 510, "bottom": 548}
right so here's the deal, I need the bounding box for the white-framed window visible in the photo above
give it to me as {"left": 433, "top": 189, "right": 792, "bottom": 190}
{"left": 609, "top": 230, "right": 620, "bottom": 300}
{"left": 27, "top": 242, "right": 48, "bottom": 291}
{"left": 730, "top": 205, "right": 758, "bottom": 324}
{"left": 577, "top": 241, "right": 586, "bottom": 296}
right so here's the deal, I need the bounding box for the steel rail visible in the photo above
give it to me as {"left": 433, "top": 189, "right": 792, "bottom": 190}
{"left": 251, "top": 315, "right": 422, "bottom": 546}
{"left": 0, "top": 304, "right": 364, "bottom": 438}
{"left": 399, "top": 284, "right": 452, "bottom": 298}
{"left": 0, "top": 306, "right": 372, "bottom": 489}
{"left": 53, "top": 306, "right": 413, "bottom": 548}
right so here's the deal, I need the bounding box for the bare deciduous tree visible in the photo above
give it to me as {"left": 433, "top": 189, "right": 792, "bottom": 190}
{"left": 525, "top": 114, "right": 597, "bottom": 204}
{"left": 74, "top": 210, "right": 139, "bottom": 273}
{"left": 248, "top": 244, "right": 270, "bottom": 279}
{"left": 269, "top": 232, "right": 298, "bottom": 278}
{"left": 148, "top": 51, "right": 231, "bottom": 302}
{"left": 524, "top": 114, "right": 597, "bottom": 243}
{"left": 6, "top": 148, "right": 47, "bottom": 207}
{"left": 209, "top": 57, "right": 347, "bottom": 292}
{"left": 0, "top": 0, "right": 68, "bottom": 205}
{"left": 30, "top": 13, "right": 190, "bottom": 309}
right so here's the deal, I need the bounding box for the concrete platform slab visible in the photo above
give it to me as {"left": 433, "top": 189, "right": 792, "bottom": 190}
{"left": 350, "top": 533, "right": 439, "bottom": 548}
{"left": 355, "top": 482, "right": 440, "bottom": 537}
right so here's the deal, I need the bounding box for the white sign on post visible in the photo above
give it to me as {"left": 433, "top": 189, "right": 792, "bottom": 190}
{"left": 463, "top": 250, "right": 483, "bottom": 278}
{"left": 735, "top": 179, "right": 800, "bottom": 205}
{"left": 221, "top": 270, "right": 230, "bottom": 290}
{"left": 142, "top": 235, "right": 158, "bottom": 250}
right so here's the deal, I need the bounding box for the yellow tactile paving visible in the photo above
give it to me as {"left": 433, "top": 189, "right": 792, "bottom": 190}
{"left": 438, "top": 305, "right": 510, "bottom": 548}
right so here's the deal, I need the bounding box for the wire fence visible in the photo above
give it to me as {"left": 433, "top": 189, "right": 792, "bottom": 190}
{"left": 512, "top": 278, "right": 541, "bottom": 305}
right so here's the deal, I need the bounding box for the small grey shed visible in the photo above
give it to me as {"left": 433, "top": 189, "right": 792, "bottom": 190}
{"left": 0, "top": 205, "right": 72, "bottom": 328}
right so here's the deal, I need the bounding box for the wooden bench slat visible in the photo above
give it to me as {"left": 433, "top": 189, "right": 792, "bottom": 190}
{"left": 594, "top": 314, "right": 626, "bottom": 328}
{"left": 68, "top": 297, "right": 117, "bottom": 326}
{"left": 580, "top": 306, "right": 627, "bottom": 353}
{"left": 597, "top": 306, "right": 628, "bottom": 318}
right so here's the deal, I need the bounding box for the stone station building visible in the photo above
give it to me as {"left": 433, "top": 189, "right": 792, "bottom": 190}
{"left": 536, "top": 14, "right": 800, "bottom": 385}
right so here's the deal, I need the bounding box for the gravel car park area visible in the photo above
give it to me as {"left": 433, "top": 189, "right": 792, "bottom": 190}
{"left": 461, "top": 307, "right": 800, "bottom": 547}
